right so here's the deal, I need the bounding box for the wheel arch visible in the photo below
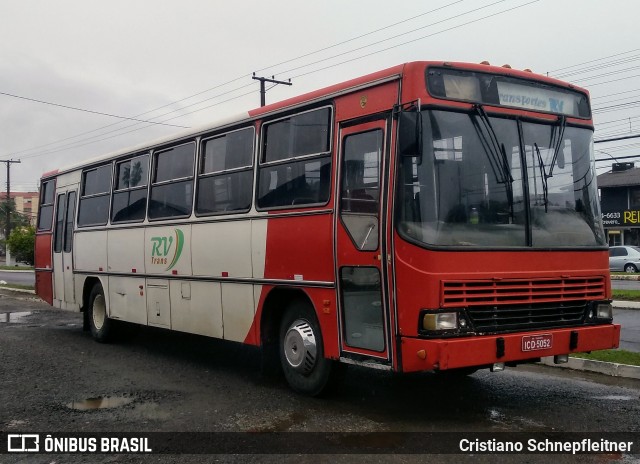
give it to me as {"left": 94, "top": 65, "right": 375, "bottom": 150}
{"left": 81, "top": 276, "right": 106, "bottom": 312}
{"left": 259, "top": 286, "right": 317, "bottom": 348}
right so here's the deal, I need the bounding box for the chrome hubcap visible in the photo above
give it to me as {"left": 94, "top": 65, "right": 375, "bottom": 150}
{"left": 284, "top": 319, "right": 317, "bottom": 375}
{"left": 92, "top": 294, "right": 106, "bottom": 330}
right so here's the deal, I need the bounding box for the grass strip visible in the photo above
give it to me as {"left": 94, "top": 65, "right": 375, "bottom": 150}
{"left": 612, "top": 289, "right": 640, "bottom": 301}
{"left": 0, "top": 283, "right": 35, "bottom": 291}
{"left": 571, "top": 349, "right": 640, "bottom": 367}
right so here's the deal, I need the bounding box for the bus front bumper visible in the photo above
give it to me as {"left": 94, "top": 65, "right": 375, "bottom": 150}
{"left": 399, "top": 324, "right": 621, "bottom": 373}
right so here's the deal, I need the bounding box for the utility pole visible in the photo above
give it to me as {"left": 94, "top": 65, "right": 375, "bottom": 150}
{"left": 252, "top": 74, "right": 292, "bottom": 107}
{"left": 0, "top": 159, "right": 21, "bottom": 246}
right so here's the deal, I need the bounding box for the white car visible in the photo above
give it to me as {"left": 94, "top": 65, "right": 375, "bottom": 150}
{"left": 609, "top": 246, "right": 640, "bottom": 273}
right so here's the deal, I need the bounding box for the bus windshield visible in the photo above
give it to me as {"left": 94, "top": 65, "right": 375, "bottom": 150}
{"left": 397, "top": 109, "right": 606, "bottom": 248}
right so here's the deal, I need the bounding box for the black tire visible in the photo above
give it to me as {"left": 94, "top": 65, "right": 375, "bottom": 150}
{"left": 624, "top": 263, "right": 638, "bottom": 273}
{"left": 279, "top": 300, "right": 339, "bottom": 396}
{"left": 88, "top": 283, "right": 114, "bottom": 343}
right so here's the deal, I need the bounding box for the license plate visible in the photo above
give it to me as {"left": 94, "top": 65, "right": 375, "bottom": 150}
{"left": 521, "top": 334, "right": 553, "bottom": 352}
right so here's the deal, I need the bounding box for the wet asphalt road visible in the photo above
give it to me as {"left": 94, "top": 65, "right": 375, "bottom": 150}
{"left": 0, "top": 270, "right": 35, "bottom": 286}
{"left": 0, "top": 291, "right": 639, "bottom": 463}
{"left": 615, "top": 308, "right": 640, "bottom": 352}
{"left": 612, "top": 279, "right": 640, "bottom": 290}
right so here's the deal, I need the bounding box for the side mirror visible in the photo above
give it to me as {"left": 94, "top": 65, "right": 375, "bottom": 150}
{"left": 398, "top": 110, "right": 423, "bottom": 158}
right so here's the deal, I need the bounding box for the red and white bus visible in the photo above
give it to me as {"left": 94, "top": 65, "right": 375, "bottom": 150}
{"left": 35, "top": 61, "right": 620, "bottom": 395}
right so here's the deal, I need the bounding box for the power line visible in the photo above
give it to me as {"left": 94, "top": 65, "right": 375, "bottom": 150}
{"left": 592, "top": 88, "right": 640, "bottom": 100}
{"left": 281, "top": 0, "right": 514, "bottom": 77}
{"left": 0, "top": 91, "right": 189, "bottom": 129}
{"left": 253, "top": 0, "right": 466, "bottom": 76}
{"left": 291, "top": 0, "right": 540, "bottom": 80}
{"left": 594, "top": 133, "right": 640, "bottom": 143}
{"left": 593, "top": 92, "right": 640, "bottom": 107}
{"left": 7, "top": 2, "right": 470, "bottom": 159}
{"left": 547, "top": 48, "right": 640, "bottom": 74}
{"left": 572, "top": 65, "right": 640, "bottom": 84}
{"left": 17, "top": 86, "right": 259, "bottom": 161}
{"left": 552, "top": 54, "right": 640, "bottom": 79}
{"left": 578, "top": 73, "right": 640, "bottom": 87}
{"left": 596, "top": 114, "right": 640, "bottom": 126}
{"left": 595, "top": 153, "right": 640, "bottom": 163}
{"left": 10, "top": 0, "right": 535, "bottom": 161}
{"left": 593, "top": 101, "right": 640, "bottom": 114}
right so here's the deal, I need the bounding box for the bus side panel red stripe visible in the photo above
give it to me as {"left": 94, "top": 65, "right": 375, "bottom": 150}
{"left": 34, "top": 233, "right": 53, "bottom": 304}
{"left": 246, "top": 213, "right": 340, "bottom": 358}
{"left": 34, "top": 233, "right": 52, "bottom": 269}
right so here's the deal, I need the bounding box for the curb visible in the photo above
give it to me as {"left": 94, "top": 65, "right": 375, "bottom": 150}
{"left": 540, "top": 356, "right": 640, "bottom": 380}
{"left": 612, "top": 300, "right": 640, "bottom": 310}
{"left": 0, "top": 287, "right": 35, "bottom": 294}
{"left": 611, "top": 274, "right": 640, "bottom": 281}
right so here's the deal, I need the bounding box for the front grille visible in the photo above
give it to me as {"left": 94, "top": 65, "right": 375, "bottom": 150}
{"left": 465, "top": 300, "right": 587, "bottom": 333}
{"left": 441, "top": 276, "right": 606, "bottom": 307}
{"left": 440, "top": 276, "right": 606, "bottom": 333}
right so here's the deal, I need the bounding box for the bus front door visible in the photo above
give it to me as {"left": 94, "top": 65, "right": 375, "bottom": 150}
{"left": 335, "top": 117, "right": 391, "bottom": 363}
{"left": 52, "top": 190, "right": 77, "bottom": 308}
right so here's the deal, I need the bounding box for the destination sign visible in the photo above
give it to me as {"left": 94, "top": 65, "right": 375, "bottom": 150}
{"left": 497, "top": 81, "right": 577, "bottom": 116}
{"left": 427, "top": 66, "right": 591, "bottom": 118}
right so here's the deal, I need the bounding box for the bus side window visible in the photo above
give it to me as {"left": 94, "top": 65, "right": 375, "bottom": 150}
{"left": 53, "top": 193, "right": 66, "bottom": 253}
{"left": 37, "top": 180, "right": 56, "bottom": 231}
{"left": 112, "top": 154, "right": 149, "bottom": 223}
{"left": 64, "top": 192, "right": 76, "bottom": 252}
{"left": 78, "top": 164, "right": 112, "bottom": 227}
{"left": 196, "top": 127, "right": 254, "bottom": 215}
{"left": 148, "top": 142, "right": 195, "bottom": 220}
{"left": 257, "top": 107, "right": 332, "bottom": 209}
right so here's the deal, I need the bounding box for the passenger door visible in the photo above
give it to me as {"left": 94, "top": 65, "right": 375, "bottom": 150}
{"left": 335, "top": 117, "right": 391, "bottom": 362}
{"left": 52, "top": 189, "right": 77, "bottom": 307}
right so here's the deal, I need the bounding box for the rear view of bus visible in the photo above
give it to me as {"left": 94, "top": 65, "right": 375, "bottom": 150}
{"left": 393, "top": 63, "right": 619, "bottom": 375}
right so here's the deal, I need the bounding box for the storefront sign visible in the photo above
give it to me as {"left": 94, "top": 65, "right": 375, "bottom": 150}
{"left": 601, "top": 210, "right": 640, "bottom": 227}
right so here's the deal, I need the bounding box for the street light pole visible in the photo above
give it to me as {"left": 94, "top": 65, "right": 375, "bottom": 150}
{"left": 0, "top": 159, "right": 21, "bottom": 263}
{"left": 252, "top": 74, "right": 292, "bottom": 107}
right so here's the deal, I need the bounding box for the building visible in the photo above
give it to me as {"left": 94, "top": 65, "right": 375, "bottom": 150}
{"left": 598, "top": 162, "right": 640, "bottom": 246}
{"left": 0, "top": 191, "right": 39, "bottom": 228}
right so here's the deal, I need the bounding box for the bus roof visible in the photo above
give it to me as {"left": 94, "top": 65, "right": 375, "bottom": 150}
{"left": 40, "top": 61, "right": 588, "bottom": 180}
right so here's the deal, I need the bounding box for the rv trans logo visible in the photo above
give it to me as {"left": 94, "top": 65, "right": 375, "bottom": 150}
{"left": 150, "top": 229, "right": 184, "bottom": 270}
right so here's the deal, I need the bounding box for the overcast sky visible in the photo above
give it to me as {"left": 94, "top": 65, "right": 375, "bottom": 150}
{"left": 0, "top": 0, "right": 638, "bottom": 191}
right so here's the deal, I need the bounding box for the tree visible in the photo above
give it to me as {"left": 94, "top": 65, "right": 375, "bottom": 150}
{"left": 0, "top": 198, "right": 29, "bottom": 239}
{"left": 6, "top": 225, "right": 35, "bottom": 265}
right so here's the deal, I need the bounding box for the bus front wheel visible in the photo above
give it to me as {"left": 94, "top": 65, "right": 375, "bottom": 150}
{"left": 88, "top": 283, "right": 113, "bottom": 343}
{"left": 279, "top": 301, "right": 336, "bottom": 396}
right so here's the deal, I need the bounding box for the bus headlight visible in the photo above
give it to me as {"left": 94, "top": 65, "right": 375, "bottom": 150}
{"left": 422, "top": 312, "right": 458, "bottom": 331}
{"left": 596, "top": 303, "right": 612, "bottom": 320}
{"left": 587, "top": 302, "right": 613, "bottom": 322}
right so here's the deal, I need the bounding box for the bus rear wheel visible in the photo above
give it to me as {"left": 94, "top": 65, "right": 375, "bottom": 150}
{"left": 88, "top": 283, "right": 114, "bottom": 343}
{"left": 279, "top": 301, "right": 337, "bottom": 396}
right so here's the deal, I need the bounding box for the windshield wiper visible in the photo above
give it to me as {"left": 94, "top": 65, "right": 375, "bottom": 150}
{"left": 547, "top": 115, "right": 566, "bottom": 178}
{"left": 473, "top": 105, "right": 514, "bottom": 219}
{"left": 533, "top": 143, "right": 549, "bottom": 212}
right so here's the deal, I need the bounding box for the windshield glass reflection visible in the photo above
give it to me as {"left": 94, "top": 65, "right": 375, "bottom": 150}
{"left": 397, "top": 110, "right": 605, "bottom": 248}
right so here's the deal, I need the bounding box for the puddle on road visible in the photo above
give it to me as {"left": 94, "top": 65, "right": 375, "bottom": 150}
{"left": 592, "top": 395, "right": 637, "bottom": 401}
{"left": 0, "top": 311, "right": 32, "bottom": 323}
{"left": 66, "top": 396, "right": 134, "bottom": 411}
